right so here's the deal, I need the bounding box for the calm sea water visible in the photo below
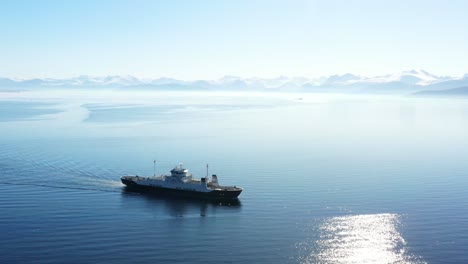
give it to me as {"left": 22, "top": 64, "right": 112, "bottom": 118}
{"left": 1, "top": 90, "right": 468, "bottom": 263}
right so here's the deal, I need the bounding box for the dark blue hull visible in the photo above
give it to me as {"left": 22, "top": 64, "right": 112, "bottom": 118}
{"left": 121, "top": 178, "right": 242, "bottom": 200}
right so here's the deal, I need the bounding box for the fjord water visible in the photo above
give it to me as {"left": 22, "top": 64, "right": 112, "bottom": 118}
{"left": 1, "top": 90, "right": 468, "bottom": 263}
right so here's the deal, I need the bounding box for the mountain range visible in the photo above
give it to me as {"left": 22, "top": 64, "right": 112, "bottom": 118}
{"left": 2, "top": 70, "right": 468, "bottom": 94}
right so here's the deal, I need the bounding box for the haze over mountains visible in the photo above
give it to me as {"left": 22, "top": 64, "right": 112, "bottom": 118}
{"left": 2, "top": 70, "right": 468, "bottom": 95}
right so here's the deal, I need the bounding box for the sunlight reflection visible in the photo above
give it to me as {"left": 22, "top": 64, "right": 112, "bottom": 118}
{"left": 303, "top": 214, "right": 425, "bottom": 264}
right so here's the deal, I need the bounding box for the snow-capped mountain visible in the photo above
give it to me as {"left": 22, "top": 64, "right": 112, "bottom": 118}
{"left": 1, "top": 70, "right": 467, "bottom": 94}
{"left": 322, "top": 73, "right": 363, "bottom": 86}
{"left": 351, "top": 70, "right": 449, "bottom": 86}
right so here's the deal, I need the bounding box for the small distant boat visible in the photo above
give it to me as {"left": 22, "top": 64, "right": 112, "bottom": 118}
{"left": 121, "top": 162, "right": 242, "bottom": 199}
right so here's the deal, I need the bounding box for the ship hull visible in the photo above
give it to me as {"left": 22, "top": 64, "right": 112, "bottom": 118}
{"left": 121, "top": 178, "right": 242, "bottom": 200}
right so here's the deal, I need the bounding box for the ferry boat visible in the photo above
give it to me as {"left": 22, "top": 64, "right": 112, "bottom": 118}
{"left": 121, "top": 163, "right": 242, "bottom": 199}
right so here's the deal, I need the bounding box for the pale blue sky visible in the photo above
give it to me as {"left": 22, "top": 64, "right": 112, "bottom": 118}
{"left": 1, "top": 0, "right": 468, "bottom": 79}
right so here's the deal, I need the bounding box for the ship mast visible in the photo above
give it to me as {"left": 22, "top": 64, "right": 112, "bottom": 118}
{"left": 153, "top": 160, "right": 156, "bottom": 177}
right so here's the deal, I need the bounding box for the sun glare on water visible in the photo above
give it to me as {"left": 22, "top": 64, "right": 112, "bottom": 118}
{"left": 302, "top": 214, "right": 425, "bottom": 264}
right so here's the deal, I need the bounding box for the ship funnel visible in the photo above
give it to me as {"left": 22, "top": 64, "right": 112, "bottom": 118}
{"left": 211, "top": 174, "right": 219, "bottom": 186}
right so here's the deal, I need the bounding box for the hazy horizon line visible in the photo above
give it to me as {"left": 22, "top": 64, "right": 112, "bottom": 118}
{"left": 1, "top": 69, "right": 467, "bottom": 82}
